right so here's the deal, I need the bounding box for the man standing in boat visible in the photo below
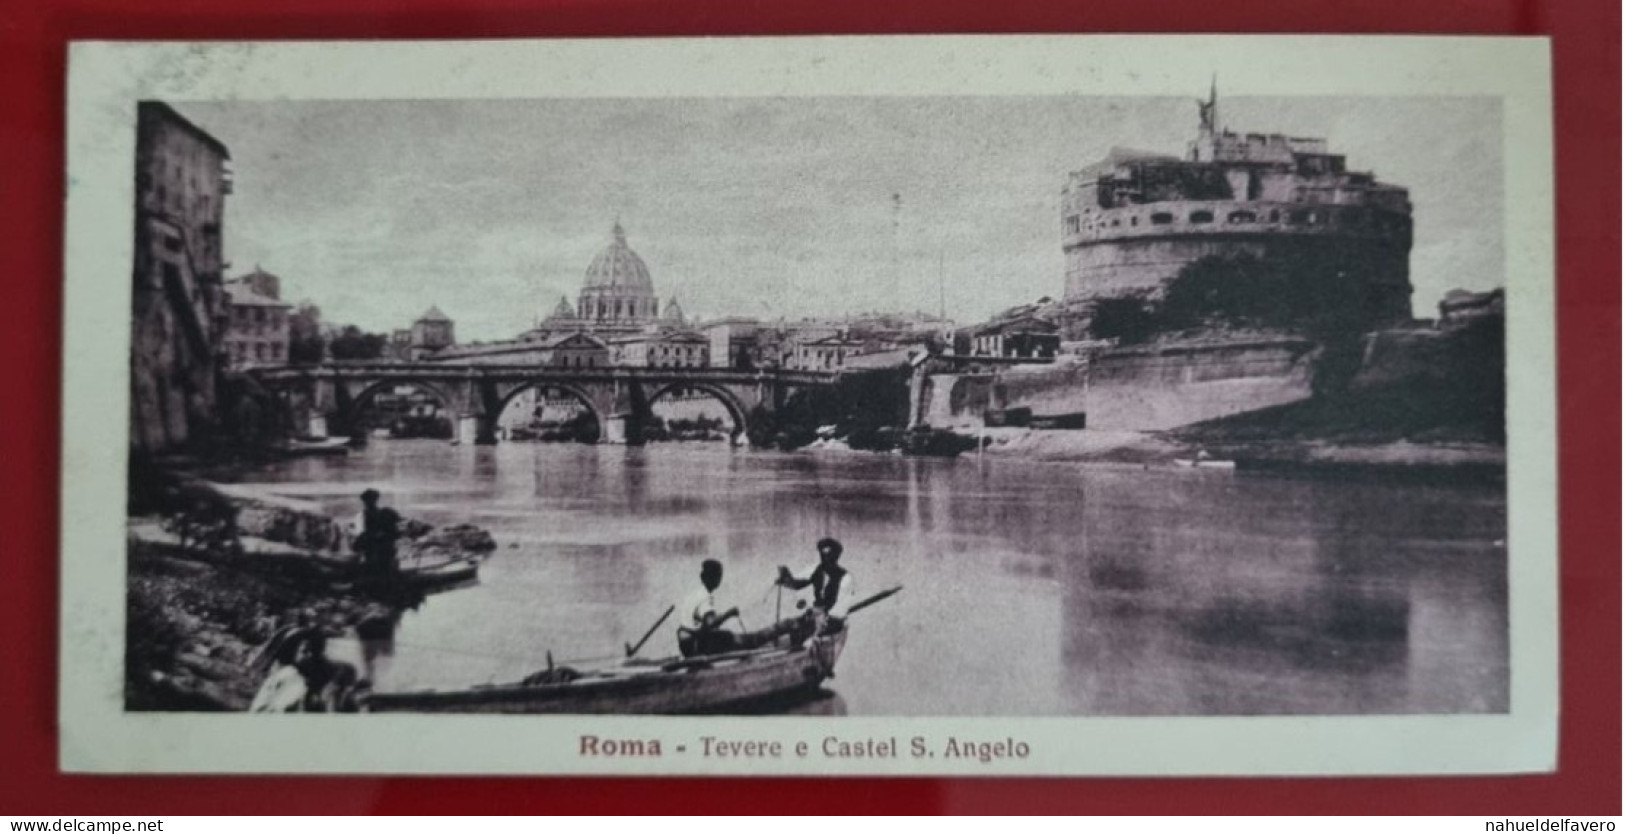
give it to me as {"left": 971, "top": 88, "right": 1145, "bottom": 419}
{"left": 777, "top": 537, "right": 855, "bottom": 639}
{"left": 678, "top": 558, "right": 744, "bottom": 656}
{"left": 354, "top": 488, "right": 402, "bottom": 580}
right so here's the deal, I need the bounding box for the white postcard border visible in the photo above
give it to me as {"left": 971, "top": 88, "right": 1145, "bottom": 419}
{"left": 62, "top": 35, "right": 1556, "bottom": 775}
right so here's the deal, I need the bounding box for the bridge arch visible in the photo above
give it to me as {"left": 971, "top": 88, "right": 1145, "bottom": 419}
{"left": 342, "top": 378, "right": 458, "bottom": 438}
{"left": 645, "top": 381, "right": 750, "bottom": 442}
{"left": 494, "top": 380, "right": 607, "bottom": 443}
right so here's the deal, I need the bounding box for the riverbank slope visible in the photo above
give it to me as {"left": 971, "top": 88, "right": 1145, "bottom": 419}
{"left": 969, "top": 375, "right": 1504, "bottom": 477}
{"left": 126, "top": 477, "right": 497, "bottom": 711}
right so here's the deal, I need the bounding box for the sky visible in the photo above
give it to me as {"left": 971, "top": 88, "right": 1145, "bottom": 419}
{"left": 176, "top": 95, "right": 1502, "bottom": 342}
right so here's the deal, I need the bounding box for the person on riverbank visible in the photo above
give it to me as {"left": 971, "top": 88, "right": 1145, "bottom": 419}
{"left": 249, "top": 627, "right": 361, "bottom": 712}
{"left": 677, "top": 559, "right": 744, "bottom": 657}
{"left": 777, "top": 537, "right": 855, "bottom": 639}
{"left": 354, "top": 489, "right": 401, "bottom": 580}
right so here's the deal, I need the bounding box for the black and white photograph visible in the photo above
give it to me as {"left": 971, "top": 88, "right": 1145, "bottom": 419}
{"left": 63, "top": 37, "right": 1556, "bottom": 774}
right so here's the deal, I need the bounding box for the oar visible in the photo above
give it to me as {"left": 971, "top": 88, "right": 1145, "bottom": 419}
{"left": 844, "top": 585, "right": 902, "bottom": 616}
{"left": 624, "top": 604, "right": 676, "bottom": 658}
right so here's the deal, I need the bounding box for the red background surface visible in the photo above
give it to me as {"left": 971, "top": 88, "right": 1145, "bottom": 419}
{"left": 0, "top": 0, "right": 1617, "bottom": 815}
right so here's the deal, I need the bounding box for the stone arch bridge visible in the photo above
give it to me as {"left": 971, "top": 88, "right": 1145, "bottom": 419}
{"left": 250, "top": 362, "right": 839, "bottom": 444}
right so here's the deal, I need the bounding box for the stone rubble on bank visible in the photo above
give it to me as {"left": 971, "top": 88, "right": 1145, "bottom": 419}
{"left": 127, "top": 478, "right": 499, "bottom": 711}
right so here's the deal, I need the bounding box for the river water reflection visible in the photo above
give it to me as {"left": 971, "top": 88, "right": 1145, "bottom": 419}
{"left": 226, "top": 440, "right": 1508, "bottom": 715}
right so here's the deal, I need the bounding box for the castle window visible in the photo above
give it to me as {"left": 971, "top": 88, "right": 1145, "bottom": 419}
{"left": 1269, "top": 210, "right": 1280, "bottom": 223}
{"left": 1130, "top": 216, "right": 1139, "bottom": 226}
{"left": 1150, "top": 212, "right": 1174, "bottom": 225}
{"left": 1189, "top": 211, "right": 1214, "bottom": 224}
{"left": 1227, "top": 211, "right": 1256, "bottom": 224}
{"left": 1288, "top": 210, "right": 1309, "bottom": 224}
{"left": 1065, "top": 215, "right": 1081, "bottom": 234}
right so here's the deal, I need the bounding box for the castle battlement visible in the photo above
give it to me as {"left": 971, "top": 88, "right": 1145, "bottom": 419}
{"left": 1060, "top": 84, "right": 1415, "bottom": 327}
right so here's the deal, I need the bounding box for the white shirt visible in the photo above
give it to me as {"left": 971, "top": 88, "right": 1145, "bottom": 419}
{"left": 679, "top": 585, "right": 721, "bottom": 634}
{"left": 249, "top": 664, "right": 307, "bottom": 713}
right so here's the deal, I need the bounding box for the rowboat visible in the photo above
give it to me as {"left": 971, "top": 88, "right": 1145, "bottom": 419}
{"left": 399, "top": 558, "right": 479, "bottom": 588}
{"left": 351, "top": 558, "right": 480, "bottom": 593}
{"left": 1173, "top": 457, "right": 1236, "bottom": 471}
{"left": 274, "top": 437, "right": 351, "bottom": 457}
{"left": 364, "top": 629, "right": 847, "bottom": 715}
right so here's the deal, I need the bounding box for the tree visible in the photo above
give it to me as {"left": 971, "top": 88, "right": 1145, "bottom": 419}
{"left": 288, "top": 302, "right": 325, "bottom": 365}
{"left": 328, "top": 325, "right": 387, "bottom": 360}
{"left": 1160, "top": 251, "right": 1371, "bottom": 338}
{"left": 760, "top": 367, "right": 912, "bottom": 450}
{"left": 1159, "top": 254, "right": 1284, "bottom": 331}
{"left": 1088, "top": 295, "right": 1158, "bottom": 344}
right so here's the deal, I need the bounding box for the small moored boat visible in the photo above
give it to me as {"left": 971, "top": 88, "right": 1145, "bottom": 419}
{"left": 275, "top": 437, "right": 352, "bottom": 457}
{"left": 398, "top": 557, "right": 480, "bottom": 588}
{"left": 364, "top": 629, "right": 846, "bottom": 715}
{"left": 1173, "top": 457, "right": 1236, "bottom": 471}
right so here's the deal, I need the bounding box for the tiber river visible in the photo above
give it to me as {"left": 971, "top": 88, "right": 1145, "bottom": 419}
{"left": 223, "top": 439, "right": 1509, "bottom": 716}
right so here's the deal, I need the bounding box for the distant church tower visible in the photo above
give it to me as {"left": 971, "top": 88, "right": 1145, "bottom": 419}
{"left": 663, "top": 296, "right": 686, "bottom": 326}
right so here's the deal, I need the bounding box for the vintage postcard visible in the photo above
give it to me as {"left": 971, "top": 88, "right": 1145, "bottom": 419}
{"left": 61, "top": 36, "right": 1556, "bottom": 775}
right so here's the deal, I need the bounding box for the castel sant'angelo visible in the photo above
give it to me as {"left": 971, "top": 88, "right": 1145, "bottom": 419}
{"left": 1061, "top": 84, "right": 1415, "bottom": 329}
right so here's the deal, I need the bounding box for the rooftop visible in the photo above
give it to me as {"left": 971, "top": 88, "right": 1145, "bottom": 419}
{"left": 139, "top": 101, "right": 232, "bottom": 160}
{"left": 222, "top": 281, "right": 290, "bottom": 308}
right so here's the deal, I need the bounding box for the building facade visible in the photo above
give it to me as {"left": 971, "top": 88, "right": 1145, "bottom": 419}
{"left": 411, "top": 306, "right": 456, "bottom": 355}
{"left": 1061, "top": 86, "right": 1414, "bottom": 329}
{"left": 608, "top": 330, "right": 710, "bottom": 368}
{"left": 970, "top": 315, "right": 1061, "bottom": 359}
{"left": 787, "top": 334, "right": 864, "bottom": 371}
{"left": 703, "top": 319, "right": 766, "bottom": 369}
{"left": 544, "top": 332, "right": 610, "bottom": 367}
{"left": 222, "top": 274, "right": 292, "bottom": 369}
{"left": 129, "top": 101, "right": 234, "bottom": 454}
{"left": 388, "top": 329, "right": 414, "bottom": 362}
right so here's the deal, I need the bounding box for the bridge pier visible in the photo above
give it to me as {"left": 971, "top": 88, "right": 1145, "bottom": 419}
{"left": 304, "top": 410, "right": 329, "bottom": 440}
{"left": 456, "top": 414, "right": 497, "bottom": 445}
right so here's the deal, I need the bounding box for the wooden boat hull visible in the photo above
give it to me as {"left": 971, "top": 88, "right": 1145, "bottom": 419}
{"left": 400, "top": 559, "right": 479, "bottom": 587}
{"left": 1174, "top": 458, "right": 1236, "bottom": 470}
{"left": 366, "top": 630, "right": 846, "bottom": 715}
{"left": 276, "top": 438, "right": 351, "bottom": 457}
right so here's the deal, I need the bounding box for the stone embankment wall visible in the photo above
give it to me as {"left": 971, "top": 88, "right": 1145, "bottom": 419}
{"left": 917, "top": 337, "right": 1318, "bottom": 432}
{"left": 1082, "top": 338, "right": 1318, "bottom": 430}
{"left": 1353, "top": 327, "right": 1469, "bottom": 390}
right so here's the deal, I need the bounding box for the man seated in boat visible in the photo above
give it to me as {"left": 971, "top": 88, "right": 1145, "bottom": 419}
{"left": 677, "top": 559, "right": 747, "bottom": 657}
{"left": 777, "top": 537, "right": 855, "bottom": 642}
